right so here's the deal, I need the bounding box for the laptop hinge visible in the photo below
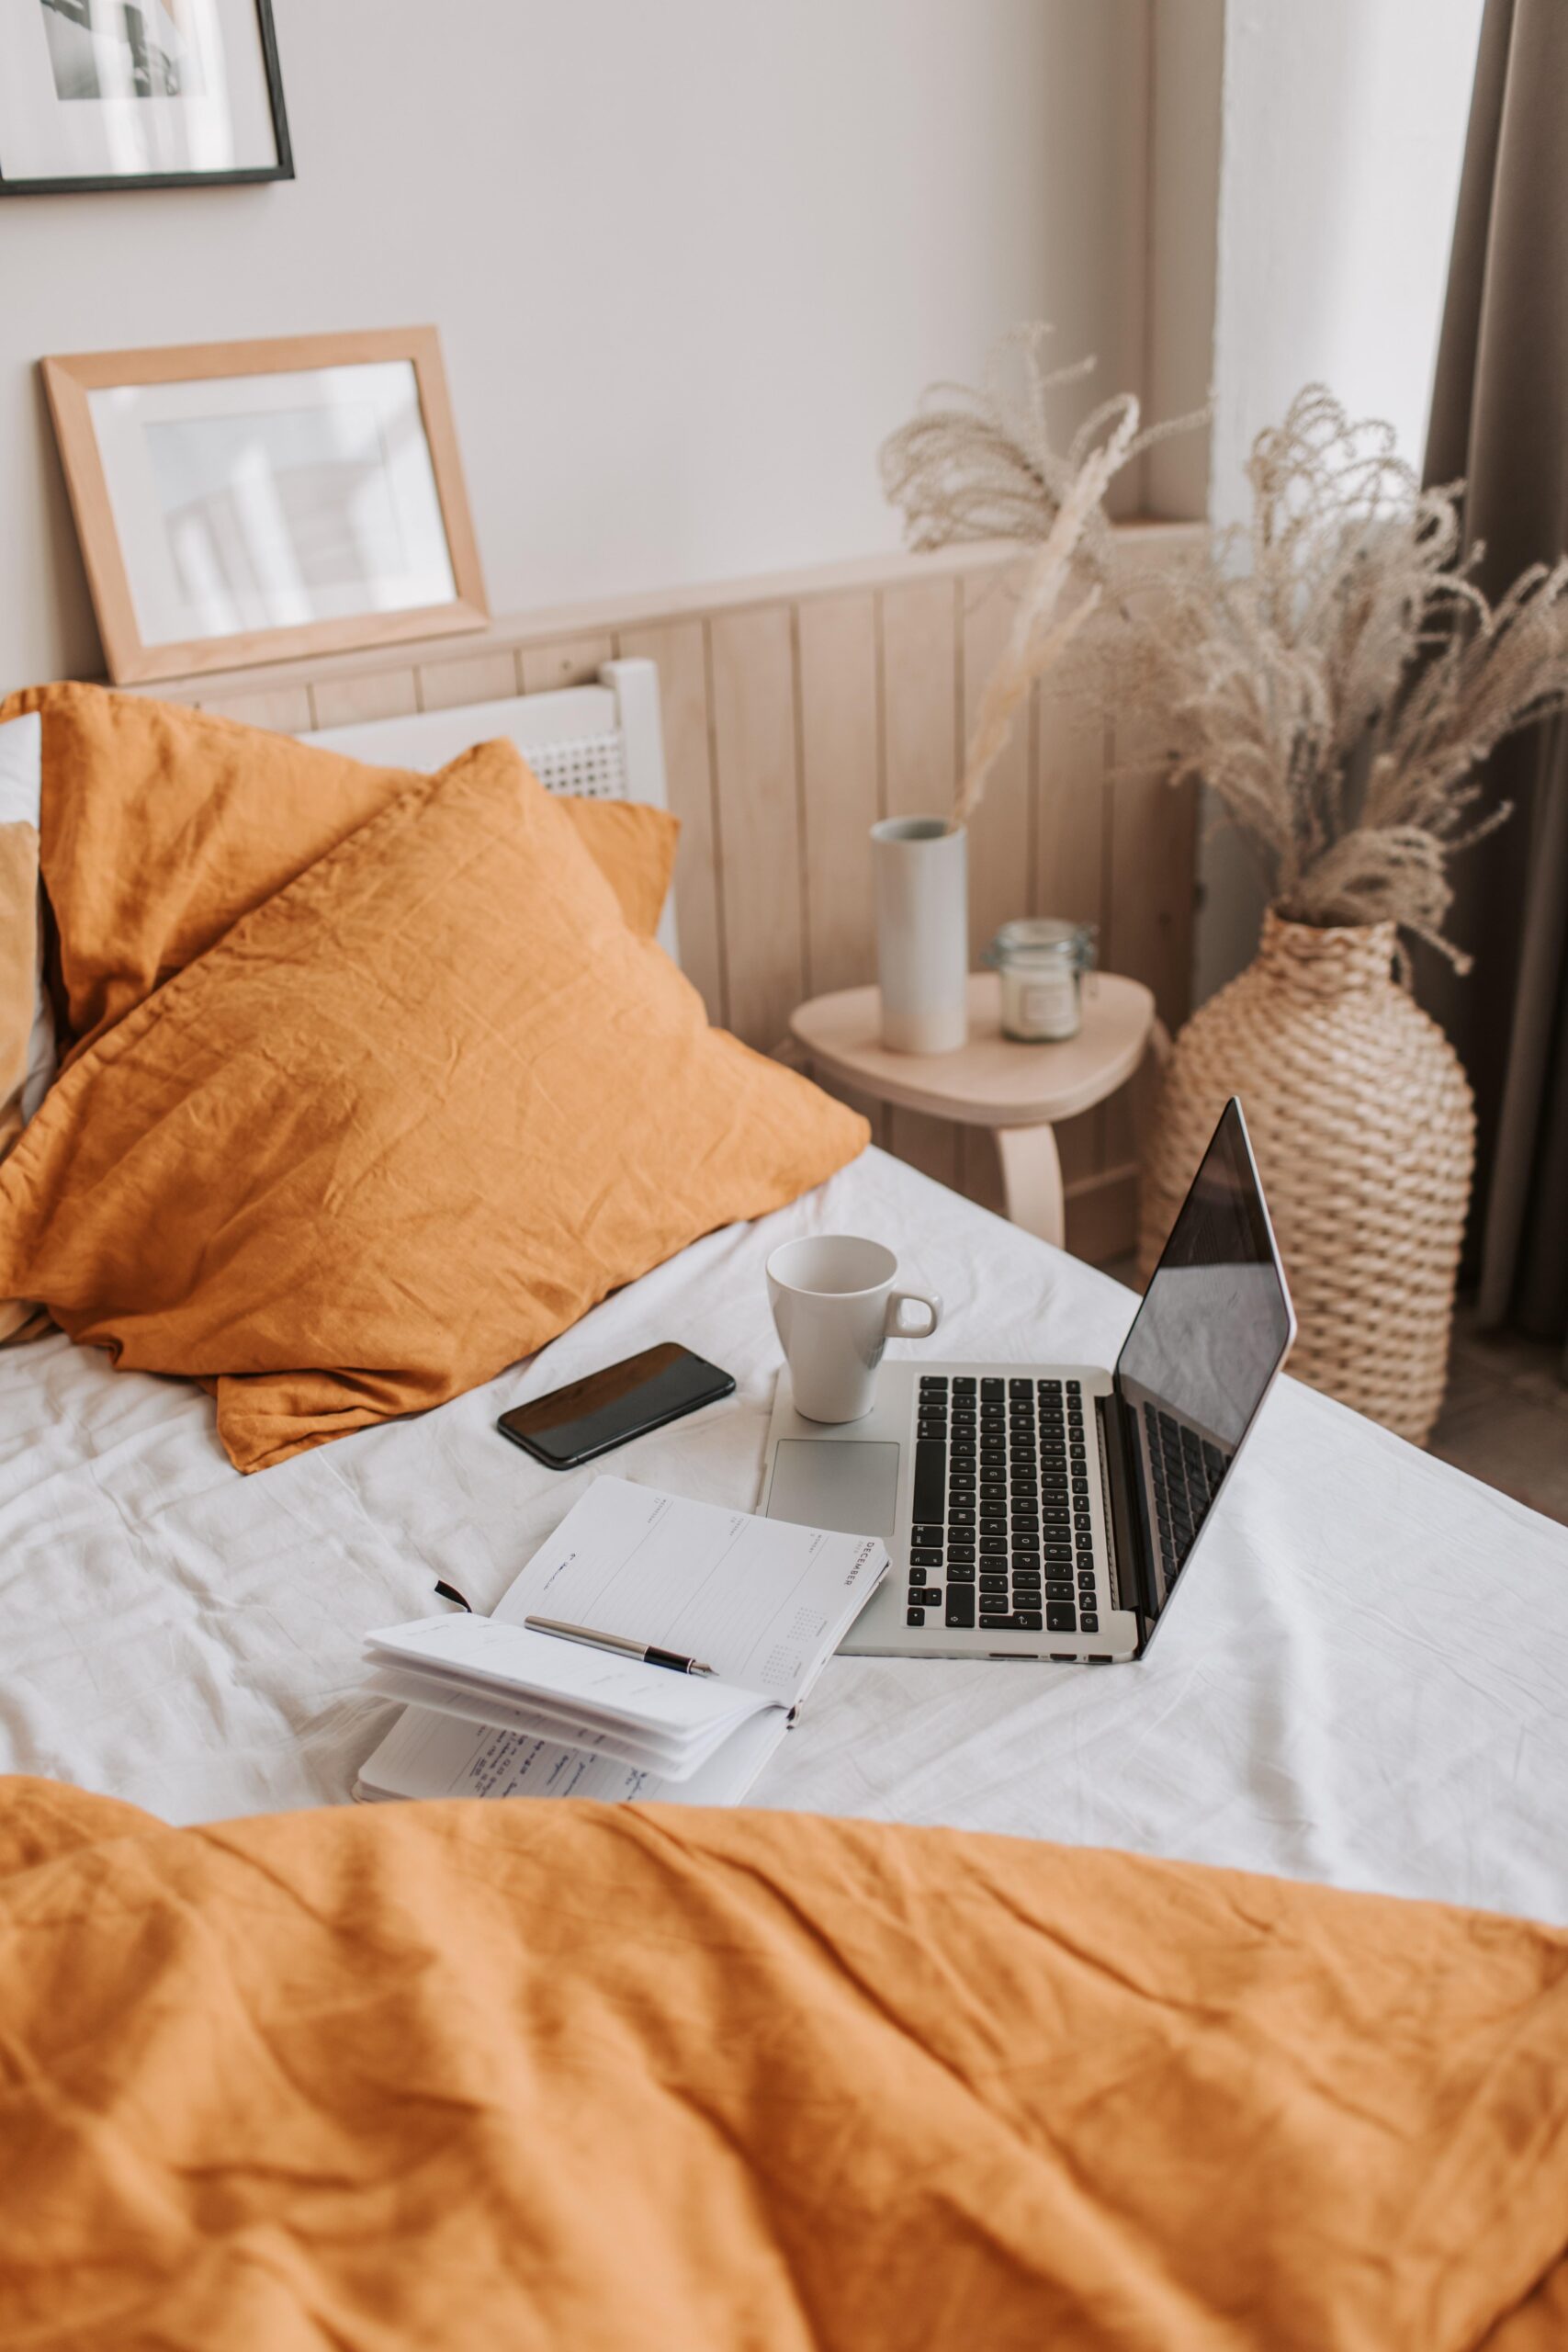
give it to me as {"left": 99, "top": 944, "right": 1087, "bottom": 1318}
{"left": 1098, "top": 1390, "right": 1156, "bottom": 1650}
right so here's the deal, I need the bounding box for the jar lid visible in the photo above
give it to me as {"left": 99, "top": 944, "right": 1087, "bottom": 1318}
{"left": 985, "top": 918, "right": 1097, "bottom": 972}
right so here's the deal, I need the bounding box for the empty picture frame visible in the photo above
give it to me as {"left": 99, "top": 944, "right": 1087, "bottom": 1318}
{"left": 0, "top": 0, "right": 292, "bottom": 194}
{"left": 43, "top": 328, "right": 489, "bottom": 684}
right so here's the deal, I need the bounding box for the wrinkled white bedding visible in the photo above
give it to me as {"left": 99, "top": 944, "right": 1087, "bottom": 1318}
{"left": 3, "top": 1147, "right": 1565, "bottom": 1919}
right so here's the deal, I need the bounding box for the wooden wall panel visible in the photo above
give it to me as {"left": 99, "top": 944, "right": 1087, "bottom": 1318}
{"left": 519, "top": 635, "right": 615, "bottom": 694}
{"left": 417, "top": 650, "right": 520, "bottom": 709}
{"left": 708, "top": 605, "right": 804, "bottom": 1051}
{"left": 886, "top": 1107, "right": 960, "bottom": 1193}
{"left": 310, "top": 670, "right": 418, "bottom": 730}
{"left": 151, "top": 526, "right": 1202, "bottom": 1264}
{"left": 617, "top": 617, "right": 725, "bottom": 1026}
{"left": 961, "top": 567, "right": 1033, "bottom": 962}
{"left": 795, "top": 591, "right": 880, "bottom": 999}
{"left": 198, "top": 684, "right": 314, "bottom": 731}
{"left": 880, "top": 576, "right": 958, "bottom": 820}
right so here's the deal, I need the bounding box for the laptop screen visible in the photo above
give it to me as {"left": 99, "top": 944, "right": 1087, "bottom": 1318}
{"left": 1113, "top": 1099, "right": 1293, "bottom": 1623}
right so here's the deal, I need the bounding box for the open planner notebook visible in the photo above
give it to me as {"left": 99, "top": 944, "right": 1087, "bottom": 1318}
{"left": 356, "top": 1478, "right": 886, "bottom": 1806}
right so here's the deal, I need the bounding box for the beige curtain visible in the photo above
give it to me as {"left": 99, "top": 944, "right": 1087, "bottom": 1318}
{"left": 1422, "top": 0, "right": 1568, "bottom": 1358}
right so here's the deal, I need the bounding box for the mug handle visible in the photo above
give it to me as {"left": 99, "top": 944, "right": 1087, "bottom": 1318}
{"left": 886, "top": 1289, "right": 942, "bottom": 1340}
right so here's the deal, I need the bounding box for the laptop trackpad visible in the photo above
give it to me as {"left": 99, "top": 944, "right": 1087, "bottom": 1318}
{"left": 767, "top": 1440, "right": 900, "bottom": 1539}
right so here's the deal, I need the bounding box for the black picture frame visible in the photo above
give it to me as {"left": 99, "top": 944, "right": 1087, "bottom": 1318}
{"left": 0, "top": 0, "right": 292, "bottom": 195}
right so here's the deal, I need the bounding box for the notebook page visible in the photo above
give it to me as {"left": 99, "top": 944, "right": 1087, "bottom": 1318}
{"left": 493, "top": 1477, "right": 885, "bottom": 1702}
{"left": 357, "top": 1700, "right": 790, "bottom": 1808}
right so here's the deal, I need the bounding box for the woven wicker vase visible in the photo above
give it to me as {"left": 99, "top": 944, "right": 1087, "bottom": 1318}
{"left": 1137, "top": 910, "right": 1474, "bottom": 1446}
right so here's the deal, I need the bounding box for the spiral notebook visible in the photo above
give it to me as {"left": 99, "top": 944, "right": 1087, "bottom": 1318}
{"left": 355, "top": 1477, "right": 886, "bottom": 1807}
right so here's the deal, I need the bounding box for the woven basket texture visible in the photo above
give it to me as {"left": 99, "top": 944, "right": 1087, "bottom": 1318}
{"left": 1137, "top": 910, "right": 1474, "bottom": 1446}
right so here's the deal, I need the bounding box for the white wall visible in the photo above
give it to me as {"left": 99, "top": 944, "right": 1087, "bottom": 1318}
{"left": 0, "top": 0, "right": 1150, "bottom": 686}
{"left": 1195, "top": 0, "right": 1483, "bottom": 1001}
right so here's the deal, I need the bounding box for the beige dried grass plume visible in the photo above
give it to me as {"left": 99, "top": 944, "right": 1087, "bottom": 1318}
{"left": 881, "top": 328, "right": 1188, "bottom": 826}
{"left": 1122, "top": 385, "right": 1568, "bottom": 967}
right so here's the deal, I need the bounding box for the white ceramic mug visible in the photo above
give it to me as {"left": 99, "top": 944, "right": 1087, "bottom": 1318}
{"left": 766, "top": 1235, "right": 942, "bottom": 1423}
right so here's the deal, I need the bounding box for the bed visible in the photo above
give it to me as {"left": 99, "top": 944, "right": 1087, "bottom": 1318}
{"left": 5, "top": 673, "right": 1568, "bottom": 2346}
{"left": 5, "top": 1136, "right": 1566, "bottom": 1922}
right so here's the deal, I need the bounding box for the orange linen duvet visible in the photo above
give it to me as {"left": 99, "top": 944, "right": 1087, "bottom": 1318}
{"left": 4, "top": 1780, "right": 1568, "bottom": 2351}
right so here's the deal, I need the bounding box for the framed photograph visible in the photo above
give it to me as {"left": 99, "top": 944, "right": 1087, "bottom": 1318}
{"left": 42, "top": 329, "right": 490, "bottom": 684}
{"left": 0, "top": 0, "right": 290, "bottom": 194}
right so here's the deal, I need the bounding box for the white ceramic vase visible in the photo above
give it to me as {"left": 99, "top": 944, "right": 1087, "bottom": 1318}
{"left": 872, "top": 816, "right": 968, "bottom": 1055}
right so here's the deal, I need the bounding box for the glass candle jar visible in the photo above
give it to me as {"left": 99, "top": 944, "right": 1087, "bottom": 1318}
{"left": 986, "top": 919, "right": 1097, "bottom": 1042}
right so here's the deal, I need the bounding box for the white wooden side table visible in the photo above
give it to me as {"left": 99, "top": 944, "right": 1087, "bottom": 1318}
{"left": 788, "top": 971, "right": 1157, "bottom": 1250}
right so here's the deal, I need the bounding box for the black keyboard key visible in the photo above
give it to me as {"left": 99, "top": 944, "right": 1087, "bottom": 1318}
{"left": 948, "top": 1508, "right": 976, "bottom": 1529}
{"left": 919, "top": 1374, "right": 949, "bottom": 1392}
{"left": 979, "top": 1520, "right": 1007, "bottom": 1540}
{"left": 946, "top": 1545, "right": 976, "bottom": 1565}
{"left": 980, "top": 1539, "right": 1009, "bottom": 1557}
{"left": 909, "top": 1548, "right": 942, "bottom": 1568}
{"left": 913, "top": 1439, "right": 945, "bottom": 1522}
{"left": 909, "top": 1588, "right": 942, "bottom": 1607}
{"left": 981, "top": 1378, "right": 1005, "bottom": 1400}
{"left": 1013, "top": 1611, "right": 1043, "bottom": 1632}
{"left": 978, "top": 1613, "right": 1021, "bottom": 1630}
{"left": 946, "top": 1591, "right": 976, "bottom": 1629}
{"left": 947, "top": 1563, "right": 976, "bottom": 1584}
{"left": 1009, "top": 1377, "right": 1032, "bottom": 1397}
{"left": 1080, "top": 1613, "right": 1099, "bottom": 1633}
{"left": 1066, "top": 1379, "right": 1081, "bottom": 1394}
{"left": 953, "top": 1376, "right": 976, "bottom": 1396}
{"left": 1043, "top": 1544, "right": 1072, "bottom": 1564}
{"left": 912, "top": 1523, "right": 944, "bottom": 1547}
{"left": 1013, "top": 1573, "right": 1042, "bottom": 1592}
{"left": 907, "top": 1607, "right": 925, "bottom": 1626}
{"left": 1045, "top": 1603, "right": 1077, "bottom": 1633}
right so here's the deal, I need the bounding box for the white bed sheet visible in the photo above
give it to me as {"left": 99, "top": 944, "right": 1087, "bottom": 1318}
{"left": 3, "top": 1146, "right": 1565, "bottom": 1921}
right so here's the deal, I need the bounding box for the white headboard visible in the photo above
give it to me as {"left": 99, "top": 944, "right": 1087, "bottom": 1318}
{"left": 300, "top": 657, "right": 678, "bottom": 963}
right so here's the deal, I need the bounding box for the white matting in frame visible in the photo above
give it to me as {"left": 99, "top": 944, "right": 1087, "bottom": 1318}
{"left": 93, "top": 364, "right": 459, "bottom": 646}
{"left": 0, "top": 0, "right": 288, "bottom": 189}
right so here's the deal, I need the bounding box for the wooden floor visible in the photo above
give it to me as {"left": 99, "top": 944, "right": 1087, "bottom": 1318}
{"left": 1104, "top": 1266, "right": 1568, "bottom": 1528}
{"left": 1427, "top": 1305, "right": 1568, "bottom": 1527}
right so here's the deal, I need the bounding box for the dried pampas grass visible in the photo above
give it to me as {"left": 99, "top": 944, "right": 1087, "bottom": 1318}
{"left": 1121, "top": 385, "right": 1568, "bottom": 967}
{"left": 881, "top": 327, "right": 1190, "bottom": 826}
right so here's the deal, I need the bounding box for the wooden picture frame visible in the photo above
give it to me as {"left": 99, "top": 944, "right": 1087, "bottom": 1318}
{"left": 0, "top": 0, "right": 292, "bottom": 195}
{"left": 43, "top": 328, "right": 489, "bottom": 684}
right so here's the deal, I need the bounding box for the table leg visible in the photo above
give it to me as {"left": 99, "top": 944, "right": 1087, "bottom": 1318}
{"left": 993, "top": 1124, "right": 1066, "bottom": 1249}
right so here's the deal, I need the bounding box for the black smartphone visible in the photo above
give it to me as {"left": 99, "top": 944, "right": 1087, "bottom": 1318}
{"left": 495, "top": 1342, "right": 736, "bottom": 1470}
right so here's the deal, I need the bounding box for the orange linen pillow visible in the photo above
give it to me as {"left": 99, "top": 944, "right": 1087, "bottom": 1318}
{"left": 0, "top": 683, "right": 678, "bottom": 1057}
{"left": 0, "top": 742, "right": 865, "bottom": 1472}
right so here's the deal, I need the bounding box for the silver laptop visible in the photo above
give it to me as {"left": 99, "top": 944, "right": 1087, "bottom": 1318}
{"left": 761, "top": 1099, "right": 1294, "bottom": 1663}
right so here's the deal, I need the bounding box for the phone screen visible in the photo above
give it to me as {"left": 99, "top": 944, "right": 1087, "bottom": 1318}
{"left": 496, "top": 1343, "right": 735, "bottom": 1469}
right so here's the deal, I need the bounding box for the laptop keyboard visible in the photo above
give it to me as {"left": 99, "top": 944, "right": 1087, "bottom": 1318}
{"left": 905, "top": 1374, "right": 1100, "bottom": 1639}
{"left": 1145, "top": 1403, "right": 1230, "bottom": 1593}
